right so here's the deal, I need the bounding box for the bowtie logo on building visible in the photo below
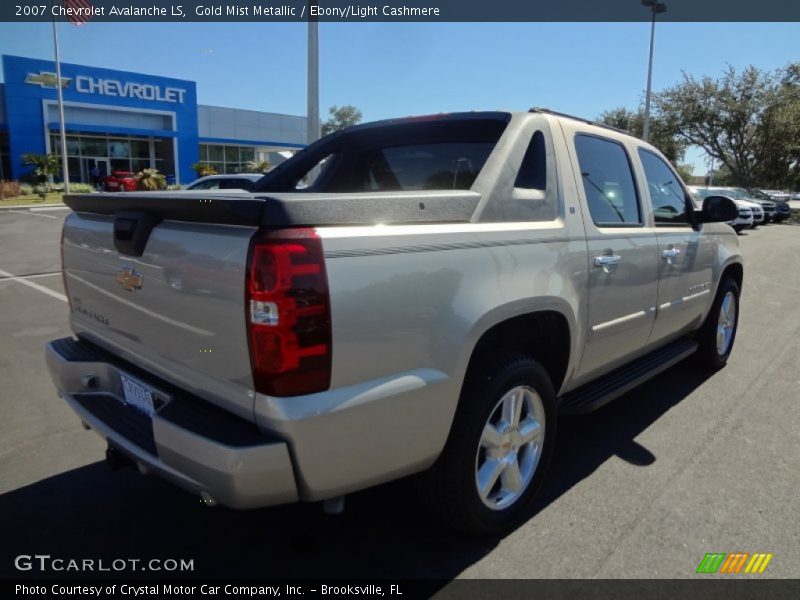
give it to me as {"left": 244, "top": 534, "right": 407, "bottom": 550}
{"left": 25, "top": 72, "right": 72, "bottom": 89}
{"left": 696, "top": 552, "right": 774, "bottom": 574}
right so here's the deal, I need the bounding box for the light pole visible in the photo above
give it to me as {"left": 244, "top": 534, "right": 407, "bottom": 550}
{"left": 641, "top": 0, "right": 667, "bottom": 142}
{"left": 307, "top": 1, "right": 320, "bottom": 145}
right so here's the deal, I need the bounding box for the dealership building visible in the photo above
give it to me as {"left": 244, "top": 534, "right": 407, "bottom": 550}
{"left": 0, "top": 55, "right": 307, "bottom": 184}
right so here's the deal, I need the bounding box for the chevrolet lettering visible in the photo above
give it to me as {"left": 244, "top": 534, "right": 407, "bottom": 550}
{"left": 74, "top": 76, "right": 186, "bottom": 103}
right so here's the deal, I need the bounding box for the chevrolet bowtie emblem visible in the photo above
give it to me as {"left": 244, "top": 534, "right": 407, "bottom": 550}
{"left": 116, "top": 267, "right": 143, "bottom": 292}
{"left": 25, "top": 72, "right": 72, "bottom": 89}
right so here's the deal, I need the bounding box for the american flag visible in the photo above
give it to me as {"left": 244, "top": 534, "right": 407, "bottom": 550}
{"left": 62, "top": 0, "right": 94, "bottom": 26}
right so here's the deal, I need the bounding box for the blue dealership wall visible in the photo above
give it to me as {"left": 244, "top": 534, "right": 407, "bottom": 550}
{"left": 2, "top": 55, "right": 199, "bottom": 183}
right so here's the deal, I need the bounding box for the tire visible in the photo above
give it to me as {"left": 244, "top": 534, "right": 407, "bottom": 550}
{"left": 733, "top": 225, "right": 744, "bottom": 234}
{"left": 695, "top": 278, "right": 740, "bottom": 369}
{"left": 417, "top": 353, "right": 557, "bottom": 535}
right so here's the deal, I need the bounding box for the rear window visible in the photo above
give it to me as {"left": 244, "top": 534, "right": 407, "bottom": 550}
{"left": 255, "top": 114, "right": 510, "bottom": 194}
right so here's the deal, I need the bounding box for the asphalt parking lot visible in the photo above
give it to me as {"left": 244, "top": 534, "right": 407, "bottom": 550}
{"left": 0, "top": 206, "right": 798, "bottom": 583}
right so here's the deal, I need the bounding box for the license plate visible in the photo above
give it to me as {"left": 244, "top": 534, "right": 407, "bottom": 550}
{"left": 120, "top": 373, "right": 155, "bottom": 418}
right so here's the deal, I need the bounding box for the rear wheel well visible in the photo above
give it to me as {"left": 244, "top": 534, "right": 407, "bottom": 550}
{"left": 722, "top": 262, "right": 743, "bottom": 291}
{"left": 465, "top": 311, "right": 571, "bottom": 395}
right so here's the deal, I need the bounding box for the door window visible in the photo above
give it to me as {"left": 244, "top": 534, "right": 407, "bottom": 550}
{"left": 638, "top": 149, "right": 690, "bottom": 225}
{"left": 574, "top": 135, "right": 641, "bottom": 226}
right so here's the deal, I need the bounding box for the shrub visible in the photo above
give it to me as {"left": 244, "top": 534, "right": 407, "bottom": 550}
{"left": 68, "top": 183, "right": 95, "bottom": 193}
{"left": 18, "top": 183, "right": 34, "bottom": 196}
{"left": 0, "top": 180, "right": 21, "bottom": 199}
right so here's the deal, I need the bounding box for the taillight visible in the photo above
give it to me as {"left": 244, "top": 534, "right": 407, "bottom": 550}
{"left": 245, "top": 228, "right": 332, "bottom": 396}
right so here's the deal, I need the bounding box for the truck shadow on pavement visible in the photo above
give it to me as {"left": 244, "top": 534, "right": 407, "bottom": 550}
{"left": 0, "top": 363, "right": 714, "bottom": 582}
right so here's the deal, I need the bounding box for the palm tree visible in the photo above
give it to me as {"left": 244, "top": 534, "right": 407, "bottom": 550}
{"left": 21, "top": 153, "right": 59, "bottom": 185}
{"left": 136, "top": 168, "right": 167, "bottom": 191}
{"left": 245, "top": 159, "right": 271, "bottom": 173}
{"left": 191, "top": 162, "right": 218, "bottom": 177}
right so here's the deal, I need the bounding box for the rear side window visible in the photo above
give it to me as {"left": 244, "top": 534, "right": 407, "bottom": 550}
{"left": 220, "top": 178, "right": 254, "bottom": 190}
{"left": 638, "top": 149, "right": 689, "bottom": 225}
{"left": 255, "top": 115, "right": 509, "bottom": 193}
{"left": 353, "top": 142, "right": 494, "bottom": 192}
{"left": 514, "top": 131, "right": 546, "bottom": 190}
{"left": 189, "top": 180, "right": 218, "bottom": 190}
{"left": 574, "top": 134, "right": 641, "bottom": 226}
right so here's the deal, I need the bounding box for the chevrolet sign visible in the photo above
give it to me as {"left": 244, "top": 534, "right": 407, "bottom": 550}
{"left": 75, "top": 75, "right": 186, "bottom": 103}
{"left": 25, "top": 72, "right": 71, "bottom": 89}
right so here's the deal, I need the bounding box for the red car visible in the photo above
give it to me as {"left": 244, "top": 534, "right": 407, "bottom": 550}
{"left": 103, "top": 170, "right": 137, "bottom": 192}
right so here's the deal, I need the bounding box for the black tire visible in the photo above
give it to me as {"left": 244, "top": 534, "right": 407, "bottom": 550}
{"left": 695, "top": 278, "right": 740, "bottom": 369}
{"left": 417, "top": 353, "right": 557, "bottom": 535}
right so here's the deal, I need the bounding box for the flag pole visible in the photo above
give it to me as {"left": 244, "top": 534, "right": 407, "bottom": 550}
{"left": 51, "top": 2, "right": 70, "bottom": 194}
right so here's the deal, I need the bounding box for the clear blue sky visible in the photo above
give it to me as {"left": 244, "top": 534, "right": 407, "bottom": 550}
{"left": 1, "top": 21, "right": 798, "bottom": 173}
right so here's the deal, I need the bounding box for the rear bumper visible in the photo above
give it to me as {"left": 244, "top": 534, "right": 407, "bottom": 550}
{"left": 45, "top": 337, "right": 298, "bottom": 509}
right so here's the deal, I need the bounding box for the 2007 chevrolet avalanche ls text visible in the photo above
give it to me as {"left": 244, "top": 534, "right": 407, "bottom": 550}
{"left": 46, "top": 110, "right": 742, "bottom": 534}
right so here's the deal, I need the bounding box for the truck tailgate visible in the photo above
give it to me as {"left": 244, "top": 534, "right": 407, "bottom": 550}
{"left": 63, "top": 210, "right": 257, "bottom": 421}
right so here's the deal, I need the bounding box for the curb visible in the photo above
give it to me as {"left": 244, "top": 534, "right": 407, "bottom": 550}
{"left": 0, "top": 203, "right": 67, "bottom": 211}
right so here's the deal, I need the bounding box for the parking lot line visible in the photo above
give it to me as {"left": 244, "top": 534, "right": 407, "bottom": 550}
{"left": 29, "top": 206, "right": 69, "bottom": 212}
{"left": 0, "top": 268, "right": 67, "bottom": 302}
{"left": 6, "top": 209, "right": 58, "bottom": 220}
{"left": 0, "top": 271, "right": 62, "bottom": 281}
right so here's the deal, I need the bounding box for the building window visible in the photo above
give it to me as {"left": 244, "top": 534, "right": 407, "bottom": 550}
{"left": 198, "top": 143, "right": 258, "bottom": 174}
{"left": 47, "top": 133, "right": 174, "bottom": 184}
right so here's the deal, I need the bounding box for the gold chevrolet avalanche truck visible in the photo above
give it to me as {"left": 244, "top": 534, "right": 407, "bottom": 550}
{"left": 47, "top": 109, "right": 742, "bottom": 534}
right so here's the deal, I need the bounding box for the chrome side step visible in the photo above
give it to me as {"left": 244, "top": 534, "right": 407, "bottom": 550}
{"left": 559, "top": 338, "right": 698, "bottom": 414}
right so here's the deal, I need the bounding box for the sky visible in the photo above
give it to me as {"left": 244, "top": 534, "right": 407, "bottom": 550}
{"left": 1, "top": 21, "right": 799, "bottom": 173}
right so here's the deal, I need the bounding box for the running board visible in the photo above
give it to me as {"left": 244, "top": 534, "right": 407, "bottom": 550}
{"left": 558, "top": 338, "right": 698, "bottom": 414}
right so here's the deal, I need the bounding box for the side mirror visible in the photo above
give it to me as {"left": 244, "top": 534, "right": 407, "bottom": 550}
{"left": 699, "top": 195, "right": 738, "bottom": 223}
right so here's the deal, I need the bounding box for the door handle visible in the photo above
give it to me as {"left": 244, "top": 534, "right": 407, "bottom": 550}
{"left": 661, "top": 248, "right": 681, "bottom": 260}
{"left": 594, "top": 254, "right": 622, "bottom": 267}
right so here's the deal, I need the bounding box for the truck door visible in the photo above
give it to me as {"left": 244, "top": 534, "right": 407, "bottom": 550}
{"left": 637, "top": 148, "right": 715, "bottom": 344}
{"left": 570, "top": 133, "right": 661, "bottom": 380}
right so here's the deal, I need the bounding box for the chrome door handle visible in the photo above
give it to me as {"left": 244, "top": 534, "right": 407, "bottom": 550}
{"left": 661, "top": 248, "right": 681, "bottom": 259}
{"left": 594, "top": 254, "right": 622, "bottom": 267}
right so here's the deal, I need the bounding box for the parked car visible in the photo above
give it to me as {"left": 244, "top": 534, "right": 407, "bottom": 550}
{"left": 50, "top": 109, "right": 743, "bottom": 534}
{"left": 103, "top": 170, "right": 137, "bottom": 192}
{"left": 692, "top": 187, "right": 764, "bottom": 228}
{"left": 745, "top": 188, "right": 790, "bottom": 222}
{"left": 184, "top": 174, "right": 263, "bottom": 192}
{"left": 689, "top": 188, "right": 752, "bottom": 233}
{"left": 725, "top": 187, "right": 776, "bottom": 222}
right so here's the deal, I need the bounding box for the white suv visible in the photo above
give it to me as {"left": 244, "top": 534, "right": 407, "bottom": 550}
{"left": 689, "top": 187, "right": 754, "bottom": 232}
{"left": 690, "top": 186, "right": 762, "bottom": 229}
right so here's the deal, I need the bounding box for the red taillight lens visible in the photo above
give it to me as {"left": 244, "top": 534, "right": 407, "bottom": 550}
{"left": 246, "top": 228, "right": 332, "bottom": 397}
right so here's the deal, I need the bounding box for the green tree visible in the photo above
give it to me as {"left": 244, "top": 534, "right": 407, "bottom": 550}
{"left": 675, "top": 163, "right": 695, "bottom": 182}
{"left": 321, "top": 105, "right": 363, "bottom": 136}
{"left": 655, "top": 63, "right": 800, "bottom": 188}
{"left": 597, "top": 107, "right": 687, "bottom": 164}
{"left": 135, "top": 168, "right": 167, "bottom": 191}
{"left": 21, "top": 153, "right": 59, "bottom": 185}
